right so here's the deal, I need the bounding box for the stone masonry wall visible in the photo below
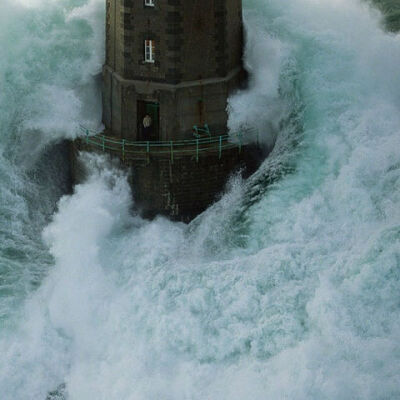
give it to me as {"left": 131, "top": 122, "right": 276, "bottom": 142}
{"left": 103, "top": 0, "right": 245, "bottom": 139}
{"left": 102, "top": 67, "right": 243, "bottom": 140}
{"left": 71, "top": 140, "right": 262, "bottom": 222}
{"left": 105, "top": 0, "right": 243, "bottom": 84}
{"left": 130, "top": 144, "right": 261, "bottom": 221}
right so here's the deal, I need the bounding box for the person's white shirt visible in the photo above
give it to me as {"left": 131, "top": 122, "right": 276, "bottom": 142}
{"left": 143, "top": 115, "right": 152, "bottom": 128}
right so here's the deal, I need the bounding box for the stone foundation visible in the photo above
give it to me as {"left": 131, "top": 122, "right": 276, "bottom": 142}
{"left": 71, "top": 140, "right": 262, "bottom": 222}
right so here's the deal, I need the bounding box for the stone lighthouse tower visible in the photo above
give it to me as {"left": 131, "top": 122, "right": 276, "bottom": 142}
{"left": 103, "top": 0, "right": 244, "bottom": 140}
{"left": 76, "top": 0, "right": 261, "bottom": 221}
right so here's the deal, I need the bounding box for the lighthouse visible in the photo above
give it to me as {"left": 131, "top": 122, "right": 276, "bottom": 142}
{"left": 76, "top": 0, "right": 261, "bottom": 221}
{"left": 103, "top": 0, "right": 244, "bottom": 139}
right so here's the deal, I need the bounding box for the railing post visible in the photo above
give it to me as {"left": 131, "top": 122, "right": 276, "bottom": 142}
{"left": 239, "top": 133, "right": 242, "bottom": 154}
{"left": 86, "top": 129, "right": 89, "bottom": 145}
{"left": 122, "top": 139, "right": 125, "bottom": 162}
{"left": 219, "top": 136, "right": 222, "bottom": 159}
{"left": 102, "top": 136, "right": 105, "bottom": 152}
{"left": 196, "top": 139, "right": 199, "bottom": 163}
{"left": 146, "top": 141, "right": 150, "bottom": 164}
{"left": 170, "top": 141, "right": 174, "bottom": 164}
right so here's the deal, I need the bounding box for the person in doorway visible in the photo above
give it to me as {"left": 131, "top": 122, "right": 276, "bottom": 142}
{"left": 142, "top": 114, "right": 152, "bottom": 140}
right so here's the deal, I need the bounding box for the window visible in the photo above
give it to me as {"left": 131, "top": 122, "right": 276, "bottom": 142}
{"left": 144, "top": 40, "right": 155, "bottom": 63}
{"left": 144, "top": 0, "right": 155, "bottom": 7}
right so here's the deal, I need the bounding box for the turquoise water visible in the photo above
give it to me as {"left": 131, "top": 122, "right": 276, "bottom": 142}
{"left": 0, "top": 0, "right": 399, "bottom": 399}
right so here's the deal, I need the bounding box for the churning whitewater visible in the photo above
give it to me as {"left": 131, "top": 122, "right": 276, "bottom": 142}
{"left": 1, "top": 0, "right": 400, "bottom": 399}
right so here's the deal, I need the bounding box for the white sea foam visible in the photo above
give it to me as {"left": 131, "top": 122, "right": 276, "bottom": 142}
{"left": 0, "top": 0, "right": 104, "bottom": 157}
{"left": 0, "top": 0, "right": 400, "bottom": 399}
{"left": 228, "top": 18, "right": 290, "bottom": 147}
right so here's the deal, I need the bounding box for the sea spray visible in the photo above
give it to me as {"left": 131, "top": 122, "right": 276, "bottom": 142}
{"left": 0, "top": 0, "right": 104, "bottom": 341}
{"left": 0, "top": 0, "right": 399, "bottom": 399}
{"left": 0, "top": 0, "right": 104, "bottom": 158}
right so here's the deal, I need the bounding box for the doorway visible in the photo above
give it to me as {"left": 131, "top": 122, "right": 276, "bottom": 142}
{"left": 137, "top": 101, "right": 160, "bottom": 141}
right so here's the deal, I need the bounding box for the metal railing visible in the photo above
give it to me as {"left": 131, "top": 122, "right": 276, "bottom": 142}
{"left": 78, "top": 125, "right": 259, "bottom": 163}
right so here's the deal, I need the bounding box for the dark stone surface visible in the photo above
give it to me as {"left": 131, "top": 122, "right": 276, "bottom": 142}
{"left": 105, "top": 0, "right": 243, "bottom": 82}
{"left": 72, "top": 140, "right": 263, "bottom": 222}
{"left": 130, "top": 145, "right": 262, "bottom": 221}
{"left": 103, "top": 0, "right": 245, "bottom": 139}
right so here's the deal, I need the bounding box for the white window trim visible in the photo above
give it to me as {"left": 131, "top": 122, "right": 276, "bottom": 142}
{"left": 144, "top": 40, "right": 155, "bottom": 63}
{"left": 144, "top": 0, "right": 155, "bottom": 7}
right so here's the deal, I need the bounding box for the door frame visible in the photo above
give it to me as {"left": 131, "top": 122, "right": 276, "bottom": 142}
{"left": 137, "top": 100, "right": 160, "bottom": 141}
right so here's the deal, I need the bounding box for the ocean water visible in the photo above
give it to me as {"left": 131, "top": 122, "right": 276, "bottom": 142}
{"left": 0, "top": 0, "right": 399, "bottom": 399}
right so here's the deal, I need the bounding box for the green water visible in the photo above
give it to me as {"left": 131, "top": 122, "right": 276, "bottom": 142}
{"left": 0, "top": 0, "right": 399, "bottom": 399}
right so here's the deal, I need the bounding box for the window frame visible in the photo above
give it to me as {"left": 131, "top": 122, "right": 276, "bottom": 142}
{"left": 144, "top": 39, "right": 155, "bottom": 63}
